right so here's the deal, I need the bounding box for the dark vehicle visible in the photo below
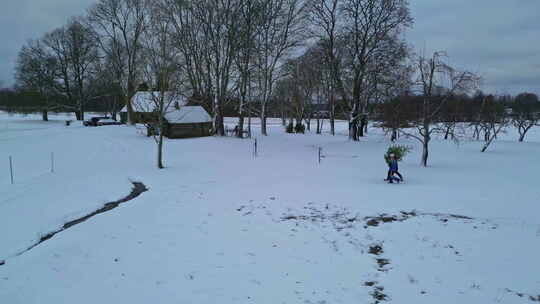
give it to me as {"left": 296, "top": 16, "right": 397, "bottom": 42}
{"left": 83, "top": 116, "right": 109, "bottom": 126}
{"left": 96, "top": 118, "right": 123, "bottom": 126}
{"left": 83, "top": 117, "right": 121, "bottom": 126}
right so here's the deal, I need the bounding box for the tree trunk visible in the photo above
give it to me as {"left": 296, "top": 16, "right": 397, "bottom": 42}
{"left": 261, "top": 104, "right": 267, "bottom": 136}
{"left": 358, "top": 116, "right": 367, "bottom": 137}
{"left": 421, "top": 123, "right": 431, "bottom": 167}
{"left": 481, "top": 124, "right": 504, "bottom": 152}
{"left": 79, "top": 103, "right": 84, "bottom": 121}
{"left": 247, "top": 109, "right": 252, "bottom": 138}
{"left": 330, "top": 105, "right": 335, "bottom": 136}
{"left": 364, "top": 120, "right": 368, "bottom": 134}
{"left": 280, "top": 102, "right": 286, "bottom": 126}
{"left": 421, "top": 138, "right": 429, "bottom": 167}
{"left": 237, "top": 115, "right": 245, "bottom": 138}
{"left": 157, "top": 132, "right": 164, "bottom": 169}
{"left": 350, "top": 119, "right": 359, "bottom": 141}
{"left": 125, "top": 93, "right": 135, "bottom": 125}
{"left": 518, "top": 125, "right": 528, "bottom": 142}
{"left": 213, "top": 94, "right": 225, "bottom": 136}
{"left": 474, "top": 125, "right": 480, "bottom": 140}
{"left": 42, "top": 109, "right": 48, "bottom": 121}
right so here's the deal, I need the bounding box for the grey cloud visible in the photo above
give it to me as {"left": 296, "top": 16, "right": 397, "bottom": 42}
{"left": 0, "top": 0, "right": 95, "bottom": 86}
{"left": 407, "top": 0, "right": 540, "bottom": 95}
{"left": 1, "top": 0, "right": 538, "bottom": 95}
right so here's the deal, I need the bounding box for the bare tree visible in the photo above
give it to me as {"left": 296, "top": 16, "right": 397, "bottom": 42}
{"left": 479, "top": 95, "right": 508, "bottom": 152}
{"left": 341, "top": 0, "right": 412, "bottom": 140}
{"left": 512, "top": 92, "right": 539, "bottom": 142}
{"left": 402, "top": 51, "right": 479, "bottom": 166}
{"left": 88, "top": 0, "right": 149, "bottom": 125}
{"left": 281, "top": 46, "right": 326, "bottom": 133}
{"left": 141, "top": 0, "right": 185, "bottom": 169}
{"left": 66, "top": 19, "right": 100, "bottom": 121}
{"left": 254, "top": 0, "right": 307, "bottom": 136}
{"left": 310, "top": 0, "right": 412, "bottom": 141}
{"left": 43, "top": 27, "right": 76, "bottom": 116}
{"left": 235, "top": 0, "right": 261, "bottom": 138}
{"left": 309, "top": 0, "right": 341, "bottom": 136}
{"left": 91, "top": 58, "right": 124, "bottom": 120}
{"left": 190, "top": 0, "right": 243, "bottom": 136}
{"left": 15, "top": 39, "right": 59, "bottom": 120}
{"left": 165, "top": 0, "right": 212, "bottom": 103}
{"left": 42, "top": 20, "right": 99, "bottom": 121}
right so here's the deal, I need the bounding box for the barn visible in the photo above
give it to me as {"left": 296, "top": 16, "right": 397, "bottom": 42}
{"left": 163, "top": 106, "right": 213, "bottom": 139}
{"left": 120, "top": 91, "right": 187, "bottom": 124}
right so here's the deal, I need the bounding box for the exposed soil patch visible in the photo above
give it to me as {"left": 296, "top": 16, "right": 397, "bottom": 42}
{"left": 364, "top": 281, "right": 377, "bottom": 287}
{"left": 364, "top": 211, "right": 418, "bottom": 227}
{"left": 363, "top": 211, "right": 476, "bottom": 228}
{"left": 1, "top": 181, "right": 148, "bottom": 266}
{"left": 376, "top": 258, "right": 391, "bottom": 271}
{"left": 371, "top": 286, "right": 389, "bottom": 303}
{"left": 506, "top": 289, "right": 540, "bottom": 302}
{"left": 280, "top": 205, "right": 359, "bottom": 232}
{"left": 369, "top": 244, "right": 384, "bottom": 255}
{"left": 259, "top": 206, "right": 478, "bottom": 303}
{"left": 364, "top": 281, "right": 388, "bottom": 303}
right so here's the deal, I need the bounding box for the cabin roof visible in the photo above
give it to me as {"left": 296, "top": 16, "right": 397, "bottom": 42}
{"left": 164, "top": 106, "right": 212, "bottom": 124}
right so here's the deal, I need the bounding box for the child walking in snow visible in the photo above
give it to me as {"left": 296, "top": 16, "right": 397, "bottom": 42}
{"left": 385, "top": 153, "right": 403, "bottom": 183}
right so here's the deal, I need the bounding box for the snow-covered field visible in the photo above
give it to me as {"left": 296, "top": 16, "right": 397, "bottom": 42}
{"left": 1, "top": 111, "right": 539, "bottom": 303}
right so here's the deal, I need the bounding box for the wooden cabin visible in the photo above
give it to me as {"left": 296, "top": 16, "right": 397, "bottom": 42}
{"left": 163, "top": 106, "right": 212, "bottom": 139}
{"left": 120, "top": 91, "right": 187, "bottom": 124}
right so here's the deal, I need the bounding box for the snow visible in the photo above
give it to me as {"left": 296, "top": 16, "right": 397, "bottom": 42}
{"left": 0, "top": 111, "right": 539, "bottom": 304}
{"left": 164, "top": 106, "right": 212, "bottom": 123}
{"left": 120, "top": 91, "right": 187, "bottom": 112}
{"left": 97, "top": 118, "right": 117, "bottom": 123}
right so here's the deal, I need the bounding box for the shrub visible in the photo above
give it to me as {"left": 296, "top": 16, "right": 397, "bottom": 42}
{"left": 384, "top": 145, "right": 411, "bottom": 164}
{"left": 295, "top": 123, "right": 305, "bottom": 134}
{"left": 286, "top": 122, "right": 294, "bottom": 133}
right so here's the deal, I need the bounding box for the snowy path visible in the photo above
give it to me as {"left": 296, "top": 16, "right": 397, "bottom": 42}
{"left": 8, "top": 181, "right": 148, "bottom": 260}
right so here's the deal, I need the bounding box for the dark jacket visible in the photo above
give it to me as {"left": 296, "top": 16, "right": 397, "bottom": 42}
{"left": 389, "top": 159, "right": 399, "bottom": 172}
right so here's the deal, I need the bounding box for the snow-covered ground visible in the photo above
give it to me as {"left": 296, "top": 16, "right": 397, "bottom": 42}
{"left": 1, "top": 111, "right": 539, "bottom": 303}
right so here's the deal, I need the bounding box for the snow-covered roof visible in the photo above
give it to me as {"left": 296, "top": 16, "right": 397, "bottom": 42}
{"left": 164, "top": 106, "right": 212, "bottom": 124}
{"left": 120, "top": 91, "right": 187, "bottom": 112}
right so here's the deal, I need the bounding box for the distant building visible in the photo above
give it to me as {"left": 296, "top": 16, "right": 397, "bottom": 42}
{"left": 120, "top": 91, "right": 188, "bottom": 124}
{"left": 163, "top": 106, "right": 213, "bottom": 139}
{"left": 121, "top": 91, "right": 212, "bottom": 138}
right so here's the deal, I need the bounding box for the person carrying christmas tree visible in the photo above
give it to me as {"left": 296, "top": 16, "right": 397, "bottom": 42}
{"left": 385, "top": 153, "right": 404, "bottom": 183}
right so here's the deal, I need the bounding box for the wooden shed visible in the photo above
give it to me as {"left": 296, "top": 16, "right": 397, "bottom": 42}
{"left": 120, "top": 91, "right": 187, "bottom": 124}
{"left": 163, "top": 106, "right": 212, "bottom": 139}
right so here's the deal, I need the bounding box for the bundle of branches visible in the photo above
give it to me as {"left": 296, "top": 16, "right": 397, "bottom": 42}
{"left": 384, "top": 145, "right": 411, "bottom": 165}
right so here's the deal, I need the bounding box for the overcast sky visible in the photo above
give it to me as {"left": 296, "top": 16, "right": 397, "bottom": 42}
{"left": 1, "top": 0, "right": 539, "bottom": 95}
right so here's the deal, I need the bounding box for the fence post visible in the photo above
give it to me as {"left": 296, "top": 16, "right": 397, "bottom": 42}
{"left": 51, "top": 152, "right": 55, "bottom": 173}
{"left": 9, "top": 156, "right": 13, "bottom": 184}
{"left": 253, "top": 138, "right": 258, "bottom": 158}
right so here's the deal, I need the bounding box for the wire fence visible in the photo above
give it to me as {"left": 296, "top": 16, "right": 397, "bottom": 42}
{"left": 2, "top": 152, "right": 56, "bottom": 185}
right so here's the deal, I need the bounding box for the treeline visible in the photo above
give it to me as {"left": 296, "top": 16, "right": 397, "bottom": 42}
{"left": 7, "top": 0, "right": 413, "bottom": 134}
{"left": 378, "top": 92, "right": 539, "bottom": 136}
{"left": 5, "top": 0, "right": 539, "bottom": 166}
